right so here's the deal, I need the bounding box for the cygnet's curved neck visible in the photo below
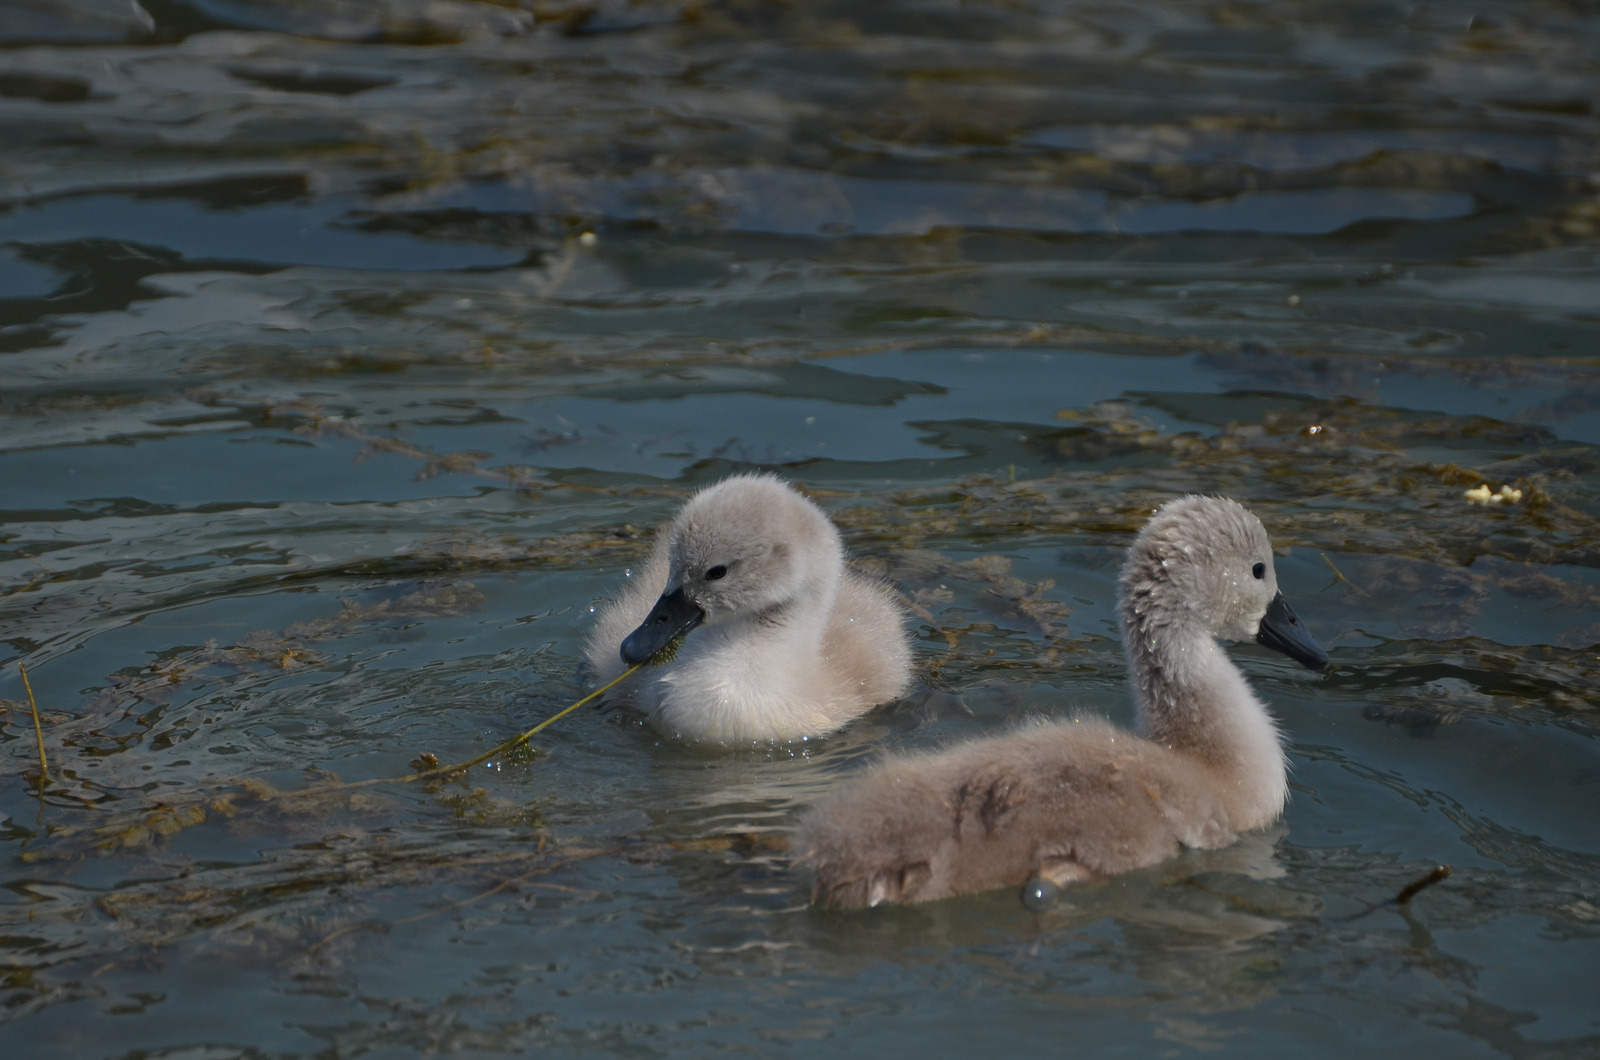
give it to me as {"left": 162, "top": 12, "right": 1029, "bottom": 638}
{"left": 1122, "top": 613, "right": 1288, "bottom": 832}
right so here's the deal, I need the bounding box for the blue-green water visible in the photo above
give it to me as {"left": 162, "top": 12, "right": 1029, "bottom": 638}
{"left": 3, "top": 1, "right": 1600, "bottom": 1056}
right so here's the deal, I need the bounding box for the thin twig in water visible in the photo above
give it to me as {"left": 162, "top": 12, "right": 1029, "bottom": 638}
{"left": 1394, "top": 864, "right": 1452, "bottom": 904}
{"left": 20, "top": 662, "right": 47, "bottom": 790}
{"left": 1331, "top": 864, "right": 1452, "bottom": 923}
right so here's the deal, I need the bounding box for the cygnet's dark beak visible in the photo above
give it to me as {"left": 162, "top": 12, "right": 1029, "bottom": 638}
{"left": 621, "top": 587, "right": 705, "bottom": 665}
{"left": 1255, "top": 592, "right": 1329, "bottom": 671}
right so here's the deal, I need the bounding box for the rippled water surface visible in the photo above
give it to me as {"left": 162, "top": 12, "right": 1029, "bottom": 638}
{"left": 4, "top": 1, "right": 1600, "bottom": 1056}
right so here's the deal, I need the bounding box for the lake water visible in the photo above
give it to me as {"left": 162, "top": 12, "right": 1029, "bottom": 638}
{"left": 3, "top": 1, "right": 1600, "bottom": 1056}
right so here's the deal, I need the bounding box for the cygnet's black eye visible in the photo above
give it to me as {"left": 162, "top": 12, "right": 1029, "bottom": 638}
{"left": 1252, "top": 562, "right": 1266, "bottom": 580}
{"left": 705, "top": 565, "right": 728, "bottom": 581}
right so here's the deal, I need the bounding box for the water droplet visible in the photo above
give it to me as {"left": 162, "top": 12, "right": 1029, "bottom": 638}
{"left": 1021, "top": 877, "right": 1060, "bottom": 911}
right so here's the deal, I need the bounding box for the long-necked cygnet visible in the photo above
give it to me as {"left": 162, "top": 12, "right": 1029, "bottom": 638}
{"left": 585, "top": 473, "right": 912, "bottom": 742}
{"left": 797, "top": 495, "right": 1328, "bottom": 907}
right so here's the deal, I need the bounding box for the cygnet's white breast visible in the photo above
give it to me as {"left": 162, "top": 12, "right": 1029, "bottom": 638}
{"left": 585, "top": 474, "right": 912, "bottom": 743}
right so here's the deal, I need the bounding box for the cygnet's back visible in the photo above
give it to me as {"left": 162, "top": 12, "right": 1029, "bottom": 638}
{"left": 797, "top": 495, "right": 1327, "bottom": 906}
{"left": 586, "top": 474, "right": 911, "bottom": 742}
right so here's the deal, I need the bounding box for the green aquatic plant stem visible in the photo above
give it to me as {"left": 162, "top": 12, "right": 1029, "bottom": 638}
{"left": 22, "top": 653, "right": 654, "bottom": 856}
{"left": 1320, "top": 552, "right": 1373, "bottom": 599}
{"left": 20, "top": 662, "right": 47, "bottom": 790}
{"left": 346, "top": 663, "right": 643, "bottom": 790}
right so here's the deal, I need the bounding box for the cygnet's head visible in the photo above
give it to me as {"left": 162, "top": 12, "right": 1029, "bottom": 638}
{"left": 1121, "top": 495, "right": 1327, "bottom": 670}
{"left": 620, "top": 474, "right": 844, "bottom": 664}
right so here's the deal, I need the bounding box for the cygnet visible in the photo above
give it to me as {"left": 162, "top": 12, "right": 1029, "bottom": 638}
{"left": 797, "top": 495, "right": 1328, "bottom": 907}
{"left": 585, "top": 474, "right": 912, "bottom": 742}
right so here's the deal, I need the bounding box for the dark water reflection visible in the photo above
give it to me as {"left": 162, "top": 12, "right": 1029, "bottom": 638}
{"left": 3, "top": 0, "right": 1600, "bottom": 1056}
